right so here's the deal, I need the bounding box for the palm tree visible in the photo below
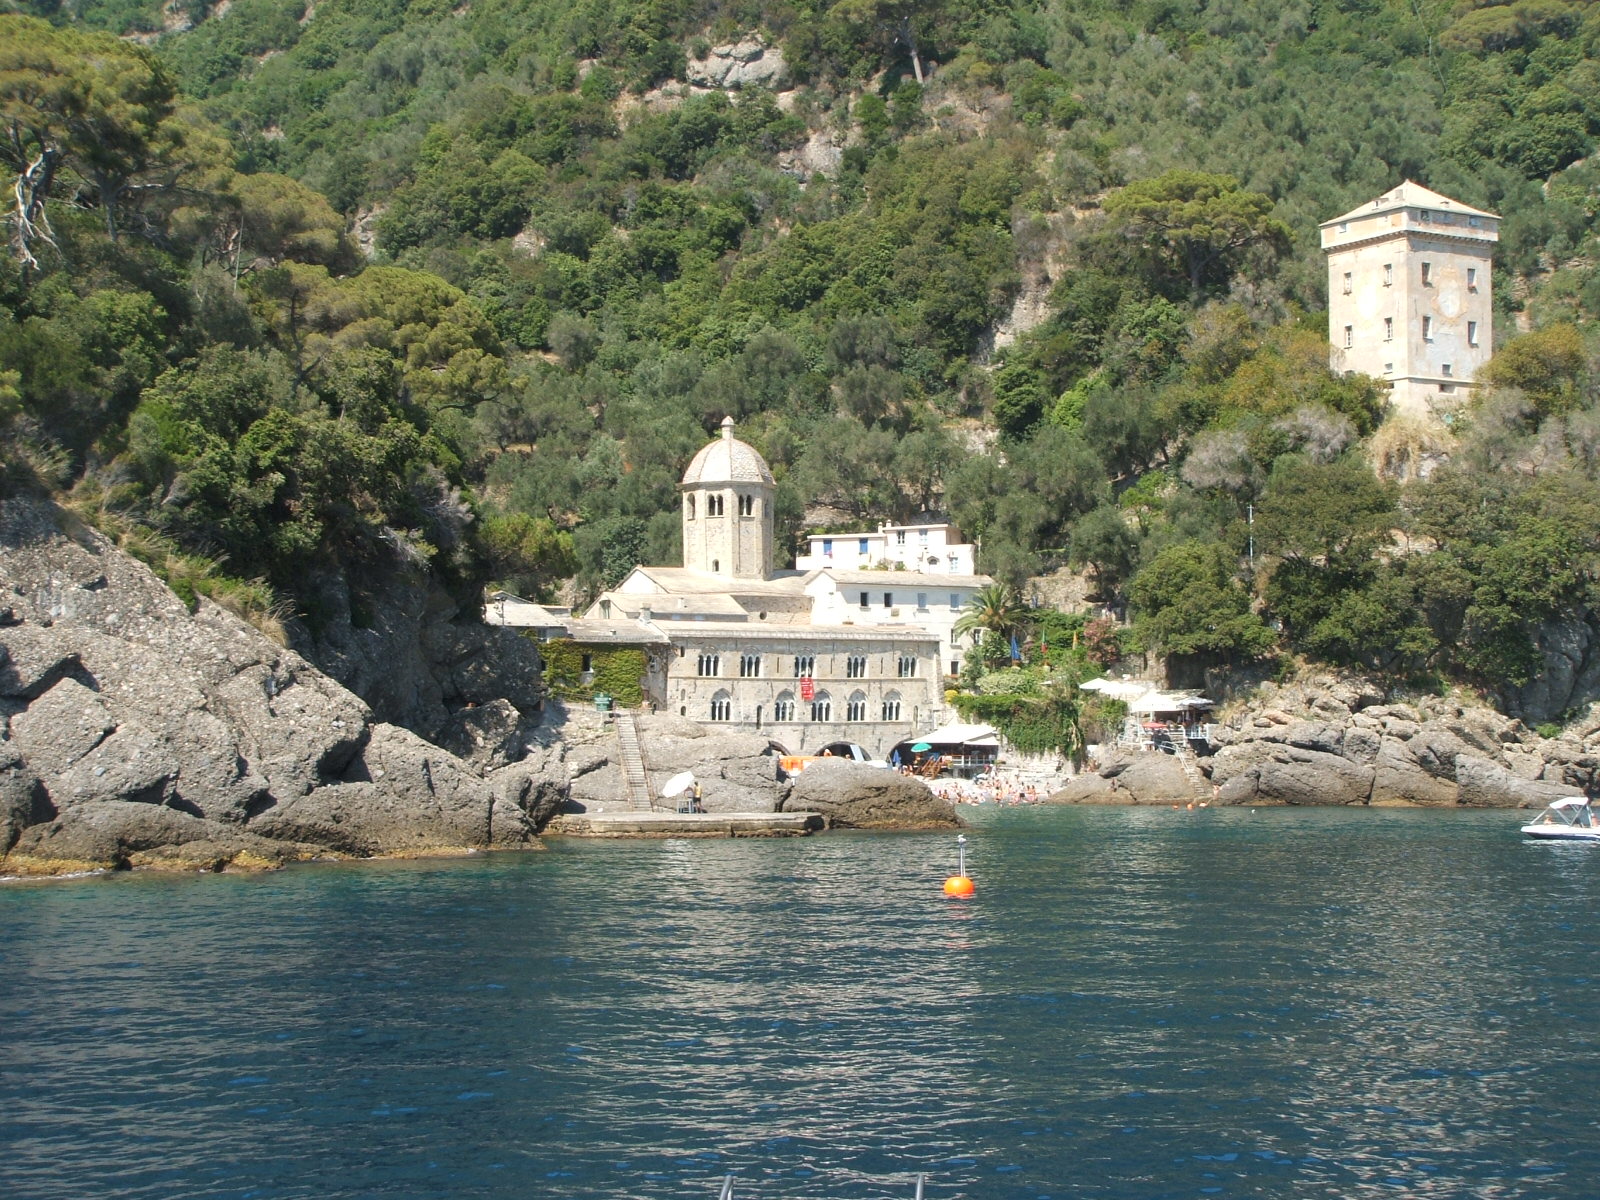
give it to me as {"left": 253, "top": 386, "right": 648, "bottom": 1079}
{"left": 954, "top": 581, "right": 1029, "bottom": 663}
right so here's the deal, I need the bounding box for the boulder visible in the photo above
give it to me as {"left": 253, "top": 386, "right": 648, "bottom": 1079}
{"left": 1212, "top": 744, "right": 1373, "bottom": 806}
{"left": 779, "top": 759, "right": 960, "bottom": 829}
{"left": 8, "top": 801, "right": 304, "bottom": 873}
{"left": 1454, "top": 754, "right": 1574, "bottom": 809}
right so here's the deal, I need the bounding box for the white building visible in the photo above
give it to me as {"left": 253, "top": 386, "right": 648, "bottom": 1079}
{"left": 1322, "top": 181, "right": 1498, "bottom": 419}
{"left": 549, "top": 418, "right": 994, "bottom": 755}
{"left": 794, "top": 521, "right": 976, "bottom": 574}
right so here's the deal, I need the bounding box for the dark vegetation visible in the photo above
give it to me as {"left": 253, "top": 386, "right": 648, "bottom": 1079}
{"left": 4, "top": 0, "right": 1600, "bottom": 725}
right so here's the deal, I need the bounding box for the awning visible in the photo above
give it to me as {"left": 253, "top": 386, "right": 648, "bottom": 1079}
{"left": 1079, "top": 677, "right": 1153, "bottom": 700}
{"left": 913, "top": 721, "right": 999, "bottom": 746}
{"left": 1126, "top": 691, "right": 1214, "bottom": 714}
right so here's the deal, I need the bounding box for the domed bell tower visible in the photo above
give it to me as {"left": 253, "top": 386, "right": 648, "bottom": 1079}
{"left": 680, "top": 417, "right": 775, "bottom": 579}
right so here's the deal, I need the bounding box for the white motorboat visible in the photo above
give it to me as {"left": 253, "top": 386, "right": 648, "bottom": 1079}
{"left": 1521, "top": 797, "right": 1600, "bottom": 841}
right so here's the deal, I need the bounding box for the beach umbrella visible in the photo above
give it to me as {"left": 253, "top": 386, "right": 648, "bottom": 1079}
{"left": 660, "top": 771, "right": 697, "bottom": 799}
{"left": 910, "top": 742, "right": 933, "bottom": 752}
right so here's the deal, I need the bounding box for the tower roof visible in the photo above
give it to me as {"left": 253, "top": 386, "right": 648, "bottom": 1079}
{"left": 1321, "top": 180, "right": 1498, "bottom": 229}
{"left": 681, "top": 416, "right": 775, "bottom": 487}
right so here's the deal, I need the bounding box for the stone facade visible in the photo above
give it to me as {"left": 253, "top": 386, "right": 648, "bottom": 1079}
{"left": 1323, "top": 181, "right": 1498, "bottom": 420}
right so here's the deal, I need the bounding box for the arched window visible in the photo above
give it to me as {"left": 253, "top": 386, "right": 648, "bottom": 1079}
{"left": 810, "top": 690, "right": 831, "bottom": 722}
{"left": 697, "top": 652, "right": 720, "bottom": 677}
{"left": 773, "top": 691, "right": 796, "bottom": 722}
{"left": 846, "top": 691, "right": 867, "bottom": 722}
{"left": 845, "top": 654, "right": 867, "bottom": 679}
{"left": 881, "top": 691, "right": 902, "bottom": 722}
{"left": 686, "top": 495, "right": 696, "bottom": 520}
{"left": 738, "top": 494, "right": 754, "bottom": 516}
{"left": 709, "top": 690, "right": 732, "bottom": 722}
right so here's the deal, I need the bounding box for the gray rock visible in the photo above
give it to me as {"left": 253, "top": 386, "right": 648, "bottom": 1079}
{"left": 9, "top": 801, "right": 300, "bottom": 871}
{"left": 779, "top": 759, "right": 960, "bottom": 829}
{"left": 435, "top": 698, "right": 527, "bottom": 770}
{"left": 1454, "top": 754, "right": 1574, "bottom": 809}
{"left": 1370, "top": 745, "right": 1460, "bottom": 806}
{"left": 1213, "top": 745, "right": 1373, "bottom": 806}
{"left": 685, "top": 37, "right": 788, "bottom": 88}
{"left": 0, "top": 745, "right": 51, "bottom": 852}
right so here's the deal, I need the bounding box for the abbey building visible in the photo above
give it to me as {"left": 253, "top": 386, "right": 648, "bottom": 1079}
{"left": 541, "top": 418, "right": 993, "bottom": 756}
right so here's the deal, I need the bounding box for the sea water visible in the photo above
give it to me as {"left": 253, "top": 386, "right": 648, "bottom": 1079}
{"left": 4, "top": 805, "right": 1600, "bottom": 1199}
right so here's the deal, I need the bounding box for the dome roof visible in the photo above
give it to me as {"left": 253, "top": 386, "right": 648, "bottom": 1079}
{"left": 681, "top": 417, "right": 775, "bottom": 487}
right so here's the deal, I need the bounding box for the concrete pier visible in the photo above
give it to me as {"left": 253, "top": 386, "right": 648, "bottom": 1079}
{"left": 545, "top": 810, "right": 825, "bottom": 837}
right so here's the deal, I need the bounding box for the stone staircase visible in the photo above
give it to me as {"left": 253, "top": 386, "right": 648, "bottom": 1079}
{"left": 1169, "top": 740, "right": 1214, "bottom": 804}
{"left": 612, "top": 710, "right": 656, "bottom": 811}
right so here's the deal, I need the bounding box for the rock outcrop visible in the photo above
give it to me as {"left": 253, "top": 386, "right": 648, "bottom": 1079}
{"left": 0, "top": 493, "right": 545, "bottom": 875}
{"left": 545, "top": 707, "right": 788, "bottom": 814}
{"left": 1204, "top": 675, "right": 1598, "bottom": 807}
{"left": 780, "top": 759, "right": 962, "bottom": 829}
{"left": 685, "top": 36, "right": 788, "bottom": 89}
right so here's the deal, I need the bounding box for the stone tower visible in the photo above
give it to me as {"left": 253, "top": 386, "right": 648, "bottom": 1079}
{"left": 1322, "top": 181, "right": 1498, "bottom": 418}
{"left": 680, "top": 416, "right": 775, "bottom": 579}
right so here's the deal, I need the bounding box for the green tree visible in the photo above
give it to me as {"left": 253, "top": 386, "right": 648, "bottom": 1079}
{"left": 1102, "top": 170, "right": 1291, "bottom": 297}
{"left": 1129, "top": 541, "right": 1274, "bottom": 663}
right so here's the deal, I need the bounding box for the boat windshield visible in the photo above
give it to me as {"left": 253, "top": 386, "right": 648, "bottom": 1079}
{"left": 1532, "top": 799, "right": 1596, "bottom": 827}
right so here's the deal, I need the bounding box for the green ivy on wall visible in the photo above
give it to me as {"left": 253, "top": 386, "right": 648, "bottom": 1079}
{"left": 538, "top": 637, "right": 646, "bottom": 708}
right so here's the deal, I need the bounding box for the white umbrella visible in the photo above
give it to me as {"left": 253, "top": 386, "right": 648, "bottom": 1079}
{"left": 660, "top": 771, "right": 697, "bottom": 799}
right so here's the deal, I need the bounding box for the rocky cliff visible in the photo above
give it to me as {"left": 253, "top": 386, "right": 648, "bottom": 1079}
{"left": 0, "top": 494, "right": 548, "bottom": 875}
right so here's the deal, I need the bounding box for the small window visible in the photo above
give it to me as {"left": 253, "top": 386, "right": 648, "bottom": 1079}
{"left": 916, "top": 592, "right": 928, "bottom": 611}
{"left": 1383, "top": 363, "right": 1393, "bottom": 374}
{"left": 773, "top": 695, "right": 795, "bottom": 722}
{"left": 697, "top": 653, "right": 720, "bottom": 677}
{"left": 1383, "top": 263, "right": 1393, "bottom": 286}
{"left": 897, "top": 654, "right": 918, "bottom": 679}
{"left": 881, "top": 695, "right": 901, "bottom": 722}
{"left": 711, "top": 559, "right": 719, "bottom": 573}
{"left": 883, "top": 592, "right": 893, "bottom": 608}
{"left": 1441, "top": 363, "right": 1452, "bottom": 378}
{"left": 1439, "top": 383, "right": 1454, "bottom": 393}
{"left": 686, "top": 495, "right": 695, "bottom": 520}
{"left": 859, "top": 591, "right": 869, "bottom": 609}
{"left": 1338, "top": 221, "right": 1349, "bottom": 233}
{"left": 1470, "top": 216, "right": 1481, "bottom": 228}
{"left": 846, "top": 694, "right": 867, "bottom": 722}
{"left": 822, "top": 538, "right": 833, "bottom": 555}
{"left": 793, "top": 654, "right": 814, "bottom": 678}
{"left": 1467, "top": 267, "right": 1478, "bottom": 291}
{"left": 846, "top": 654, "right": 867, "bottom": 679}
{"left": 1343, "top": 325, "right": 1353, "bottom": 349}
{"left": 1421, "top": 262, "right": 1432, "bottom": 286}
{"left": 810, "top": 692, "right": 831, "bottom": 722}
{"left": 739, "top": 652, "right": 761, "bottom": 678}
{"left": 740, "top": 494, "right": 755, "bottom": 517}
{"left": 1467, "top": 320, "right": 1478, "bottom": 346}
{"left": 858, "top": 537, "right": 869, "bottom": 555}
{"left": 895, "top": 531, "right": 906, "bottom": 545}
{"left": 581, "top": 653, "right": 593, "bottom": 672}
{"left": 710, "top": 695, "right": 731, "bottom": 721}
{"left": 1422, "top": 316, "right": 1432, "bottom": 341}
{"left": 949, "top": 593, "right": 961, "bottom": 610}
{"left": 1384, "top": 317, "right": 1393, "bottom": 342}
{"left": 1342, "top": 271, "right": 1352, "bottom": 294}
{"left": 1420, "top": 209, "right": 1432, "bottom": 222}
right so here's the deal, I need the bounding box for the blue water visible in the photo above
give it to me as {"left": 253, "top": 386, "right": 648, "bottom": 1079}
{"left": 4, "top": 805, "right": 1600, "bottom": 1199}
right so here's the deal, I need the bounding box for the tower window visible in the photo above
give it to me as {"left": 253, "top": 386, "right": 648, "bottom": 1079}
{"left": 1421, "top": 262, "right": 1432, "bottom": 286}
{"left": 1441, "top": 363, "right": 1452, "bottom": 377}
{"left": 686, "top": 496, "right": 695, "bottom": 520}
{"left": 1467, "top": 268, "right": 1478, "bottom": 291}
{"left": 1420, "top": 209, "right": 1432, "bottom": 222}
{"left": 738, "top": 494, "right": 754, "bottom": 516}
{"left": 1383, "top": 317, "right": 1393, "bottom": 342}
{"left": 1422, "top": 316, "right": 1432, "bottom": 340}
{"left": 1343, "top": 325, "right": 1353, "bottom": 349}
{"left": 1342, "top": 272, "right": 1352, "bottom": 294}
{"left": 1468, "top": 321, "right": 1478, "bottom": 346}
{"left": 1383, "top": 263, "right": 1393, "bottom": 286}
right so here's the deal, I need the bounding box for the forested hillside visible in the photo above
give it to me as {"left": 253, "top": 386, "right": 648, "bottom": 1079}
{"left": 5, "top": 0, "right": 1600, "bottom": 721}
